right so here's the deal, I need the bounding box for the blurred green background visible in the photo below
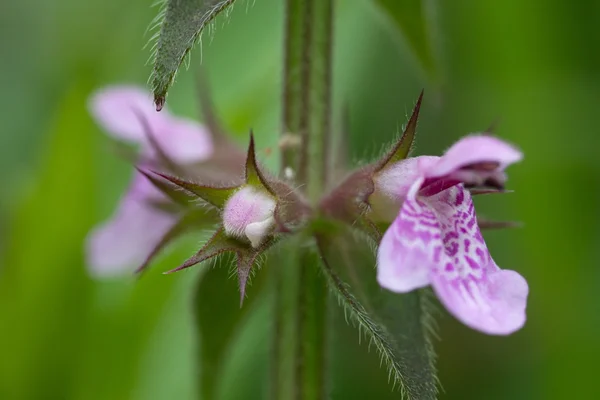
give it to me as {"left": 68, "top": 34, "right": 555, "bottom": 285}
{"left": 1, "top": 0, "right": 599, "bottom": 399}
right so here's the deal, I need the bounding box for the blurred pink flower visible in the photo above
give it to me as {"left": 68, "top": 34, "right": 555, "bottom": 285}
{"left": 375, "top": 135, "right": 528, "bottom": 335}
{"left": 86, "top": 86, "right": 213, "bottom": 277}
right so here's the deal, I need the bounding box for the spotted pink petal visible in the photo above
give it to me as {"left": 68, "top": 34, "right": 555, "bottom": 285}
{"left": 431, "top": 268, "right": 528, "bottom": 335}
{"left": 426, "top": 135, "right": 523, "bottom": 179}
{"left": 85, "top": 174, "right": 176, "bottom": 276}
{"left": 378, "top": 183, "right": 528, "bottom": 335}
{"left": 377, "top": 177, "right": 437, "bottom": 292}
{"left": 426, "top": 186, "right": 527, "bottom": 334}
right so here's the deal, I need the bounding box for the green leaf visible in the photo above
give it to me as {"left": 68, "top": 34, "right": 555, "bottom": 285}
{"left": 194, "top": 255, "right": 268, "bottom": 399}
{"left": 372, "top": 0, "right": 436, "bottom": 77}
{"left": 151, "top": 0, "right": 238, "bottom": 108}
{"left": 314, "top": 221, "right": 438, "bottom": 399}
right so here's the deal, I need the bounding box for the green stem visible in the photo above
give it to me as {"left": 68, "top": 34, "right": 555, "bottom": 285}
{"left": 270, "top": 248, "right": 299, "bottom": 400}
{"left": 271, "top": 243, "right": 328, "bottom": 400}
{"left": 281, "top": 0, "right": 333, "bottom": 201}
{"left": 273, "top": 0, "right": 334, "bottom": 398}
{"left": 296, "top": 249, "right": 328, "bottom": 398}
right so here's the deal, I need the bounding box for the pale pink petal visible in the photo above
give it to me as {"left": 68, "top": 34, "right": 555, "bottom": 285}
{"left": 245, "top": 217, "right": 276, "bottom": 248}
{"left": 377, "top": 178, "right": 440, "bottom": 292}
{"left": 371, "top": 156, "right": 438, "bottom": 222}
{"left": 432, "top": 268, "right": 528, "bottom": 335}
{"left": 425, "top": 186, "right": 528, "bottom": 334}
{"left": 85, "top": 174, "right": 175, "bottom": 276}
{"left": 223, "top": 186, "right": 276, "bottom": 248}
{"left": 151, "top": 117, "right": 213, "bottom": 163}
{"left": 128, "top": 170, "right": 165, "bottom": 202}
{"left": 426, "top": 135, "right": 523, "bottom": 179}
{"left": 89, "top": 85, "right": 170, "bottom": 142}
{"left": 374, "top": 157, "right": 437, "bottom": 200}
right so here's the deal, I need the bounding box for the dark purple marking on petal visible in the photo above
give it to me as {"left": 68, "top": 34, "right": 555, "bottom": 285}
{"left": 419, "top": 177, "right": 462, "bottom": 197}
{"left": 455, "top": 189, "right": 465, "bottom": 206}
{"left": 445, "top": 241, "right": 459, "bottom": 256}
{"left": 416, "top": 198, "right": 429, "bottom": 208}
{"left": 396, "top": 219, "right": 439, "bottom": 243}
{"left": 465, "top": 255, "right": 481, "bottom": 270}
{"left": 404, "top": 199, "right": 417, "bottom": 212}
{"left": 474, "top": 230, "right": 485, "bottom": 244}
{"left": 419, "top": 219, "right": 441, "bottom": 228}
{"left": 402, "top": 208, "right": 437, "bottom": 220}
{"left": 476, "top": 247, "right": 486, "bottom": 262}
{"left": 467, "top": 216, "right": 477, "bottom": 230}
{"left": 443, "top": 231, "right": 459, "bottom": 243}
{"left": 464, "top": 239, "right": 471, "bottom": 253}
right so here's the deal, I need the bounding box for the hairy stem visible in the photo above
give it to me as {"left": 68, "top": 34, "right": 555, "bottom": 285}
{"left": 273, "top": 0, "right": 334, "bottom": 398}
{"left": 271, "top": 243, "right": 328, "bottom": 400}
{"left": 296, "top": 249, "right": 328, "bottom": 398}
{"left": 281, "top": 0, "right": 333, "bottom": 200}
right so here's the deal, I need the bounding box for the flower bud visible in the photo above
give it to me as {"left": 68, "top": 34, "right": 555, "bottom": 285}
{"left": 223, "top": 186, "right": 276, "bottom": 248}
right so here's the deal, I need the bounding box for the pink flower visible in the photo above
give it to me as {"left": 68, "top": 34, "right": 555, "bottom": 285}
{"left": 86, "top": 86, "right": 213, "bottom": 276}
{"left": 223, "top": 186, "right": 276, "bottom": 248}
{"left": 375, "top": 135, "right": 528, "bottom": 335}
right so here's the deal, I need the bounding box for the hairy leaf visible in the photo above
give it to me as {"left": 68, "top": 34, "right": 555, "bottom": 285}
{"left": 314, "top": 221, "right": 438, "bottom": 399}
{"left": 194, "top": 254, "right": 268, "bottom": 399}
{"left": 150, "top": 0, "right": 238, "bottom": 108}
{"left": 372, "top": 0, "right": 437, "bottom": 77}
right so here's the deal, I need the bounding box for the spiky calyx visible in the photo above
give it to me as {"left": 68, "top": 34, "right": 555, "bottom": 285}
{"left": 124, "top": 84, "right": 246, "bottom": 276}
{"left": 318, "top": 91, "right": 423, "bottom": 242}
{"left": 145, "top": 133, "right": 310, "bottom": 303}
